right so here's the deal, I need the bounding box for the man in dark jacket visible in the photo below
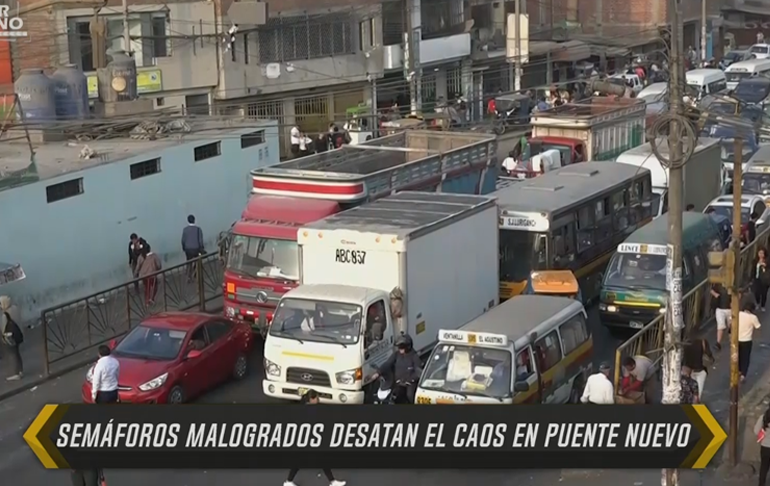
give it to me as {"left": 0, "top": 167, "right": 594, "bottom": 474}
{"left": 371, "top": 334, "right": 421, "bottom": 403}
{"left": 182, "top": 215, "right": 205, "bottom": 281}
{"left": 284, "top": 390, "right": 345, "bottom": 486}
{"left": 128, "top": 233, "right": 147, "bottom": 292}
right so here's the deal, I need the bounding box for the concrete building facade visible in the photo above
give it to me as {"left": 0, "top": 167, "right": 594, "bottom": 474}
{"left": 0, "top": 119, "right": 279, "bottom": 321}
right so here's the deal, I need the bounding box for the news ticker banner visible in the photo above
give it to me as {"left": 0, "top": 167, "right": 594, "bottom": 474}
{"left": 24, "top": 404, "right": 726, "bottom": 470}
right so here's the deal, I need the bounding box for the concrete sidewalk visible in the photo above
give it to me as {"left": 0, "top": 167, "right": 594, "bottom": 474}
{"left": 0, "top": 259, "right": 224, "bottom": 401}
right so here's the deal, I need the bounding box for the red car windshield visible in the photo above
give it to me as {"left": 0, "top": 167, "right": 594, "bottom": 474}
{"left": 114, "top": 325, "right": 187, "bottom": 360}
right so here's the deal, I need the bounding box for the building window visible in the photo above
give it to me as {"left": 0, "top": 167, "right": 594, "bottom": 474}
{"left": 258, "top": 14, "right": 353, "bottom": 63}
{"left": 194, "top": 142, "right": 221, "bottom": 161}
{"left": 130, "top": 158, "right": 161, "bottom": 179}
{"left": 67, "top": 12, "right": 169, "bottom": 71}
{"left": 151, "top": 14, "right": 169, "bottom": 58}
{"left": 421, "top": 0, "right": 465, "bottom": 40}
{"left": 46, "top": 178, "right": 83, "bottom": 203}
{"left": 241, "top": 131, "right": 265, "bottom": 149}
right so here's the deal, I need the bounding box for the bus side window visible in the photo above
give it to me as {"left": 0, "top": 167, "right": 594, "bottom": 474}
{"left": 534, "top": 331, "right": 563, "bottom": 372}
{"left": 612, "top": 190, "right": 629, "bottom": 231}
{"left": 577, "top": 206, "right": 594, "bottom": 252}
{"left": 559, "top": 314, "right": 589, "bottom": 356}
{"left": 515, "top": 348, "right": 534, "bottom": 381}
{"left": 553, "top": 224, "right": 576, "bottom": 267}
{"left": 690, "top": 252, "right": 705, "bottom": 281}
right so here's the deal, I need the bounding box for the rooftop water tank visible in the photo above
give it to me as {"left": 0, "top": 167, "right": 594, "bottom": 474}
{"left": 14, "top": 69, "right": 56, "bottom": 121}
{"left": 106, "top": 50, "right": 137, "bottom": 101}
{"left": 52, "top": 64, "right": 89, "bottom": 120}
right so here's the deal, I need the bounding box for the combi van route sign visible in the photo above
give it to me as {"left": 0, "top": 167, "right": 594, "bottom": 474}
{"left": 25, "top": 404, "right": 726, "bottom": 469}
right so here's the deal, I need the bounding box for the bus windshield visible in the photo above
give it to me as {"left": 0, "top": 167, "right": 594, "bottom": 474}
{"left": 603, "top": 252, "right": 667, "bottom": 290}
{"left": 226, "top": 234, "right": 299, "bottom": 281}
{"left": 420, "top": 344, "right": 512, "bottom": 399}
{"left": 499, "top": 230, "right": 547, "bottom": 283}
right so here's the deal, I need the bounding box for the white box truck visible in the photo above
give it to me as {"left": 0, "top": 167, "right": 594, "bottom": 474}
{"left": 262, "top": 192, "right": 499, "bottom": 404}
{"left": 616, "top": 137, "right": 724, "bottom": 218}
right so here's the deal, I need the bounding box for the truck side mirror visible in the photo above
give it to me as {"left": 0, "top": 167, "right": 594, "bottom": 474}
{"left": 514, "top": 381, "right": 530, "bottom": 393}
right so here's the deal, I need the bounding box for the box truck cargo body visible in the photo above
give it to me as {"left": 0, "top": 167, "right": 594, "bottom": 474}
{"left": 298, "top": 192, "right": 500, "bottom": 354}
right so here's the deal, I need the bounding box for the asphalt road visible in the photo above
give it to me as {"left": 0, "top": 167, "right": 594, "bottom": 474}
{"left": 0, "top": 306, "right": 633, "bottom": 486}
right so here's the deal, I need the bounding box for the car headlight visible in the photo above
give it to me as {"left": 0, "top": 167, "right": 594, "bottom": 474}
{"left": 335, "top": 368, "right": 362, "bottom": 385}
{"left": 138, "top": 373, "right": 168, "bottom": 392}
{"left": 264, "top": 358, "right": 281, "bottom": 377}
{"left": 86, "top": 366, "right": 94, "bottom": 383}
{"left": 659, "top": 307, "right": 667, "bottom": 314}
{"left": 226, "top": 306, "right": 236, "bottom": 317}
{"left": 606, "top": 305, "right": 617, "bottom": 313}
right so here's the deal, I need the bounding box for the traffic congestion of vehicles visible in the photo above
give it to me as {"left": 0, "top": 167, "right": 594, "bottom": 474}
{"left": 222, "top": 130, "right": 498, "bottom": 336}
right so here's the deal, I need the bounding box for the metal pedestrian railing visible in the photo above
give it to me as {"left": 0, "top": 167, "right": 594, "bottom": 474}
{"left": 40, "top": 253, "right": 224, "bottom": 376}
{"left": 613, "top": 224, "right": 770, "bottom": 389}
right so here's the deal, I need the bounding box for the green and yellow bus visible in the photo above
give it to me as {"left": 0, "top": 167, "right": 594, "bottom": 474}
{"left": 599, "top": 212, "right": 723, "bottom": 331}
{"left": 495, "top": 162, "right": 654, "bottom": 302}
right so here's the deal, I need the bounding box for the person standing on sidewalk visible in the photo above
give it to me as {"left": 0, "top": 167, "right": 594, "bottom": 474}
{"left": 755, "top": 406, "right": 770, "bottom": 486}
{"left": 0, "top": 296, "right": 23, "bottom": 381}
{"left": 754, "top": 248, "right": 770, "bottom": 312}
{"left": 91, "top": 345, "right": 120, "bottom": 403}
{"left": 711, "top": 282, "right": 731, "bottom": 350}
{"left": 580, "top": 362, "right": 615, "bottom": 404}
{"left": 683, "top": 337, "right": 713, "bottom": 398}
{"left": 182, "top": 215, "right": 205, "bottom": 282}
{"left": 138, "top": 246, "right": 162, "bottom": 306}
{"left": 738, "top": 301, "right": 762, "bottom": 382}
{"left": 680, "top": 365, "right": 699, "bottom": 404}
{"left": 128, "top": 233, "right": 147, "bottom": 293}
{"left": 284, "top": 389, "right": 345, "bottom": 486}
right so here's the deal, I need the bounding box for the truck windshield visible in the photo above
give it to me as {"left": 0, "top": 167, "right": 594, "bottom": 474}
{"left": 743, "top": 173, "right": 770, "bottom": 195}
{"left": 226, "top": 234, "right": 299, "bottom": 281}
{"left": 269, "top": 298, "right": 363, "bottom": 345}
{"left": 500, "top": 230, "right": 547, "bottom": 283}
{"left": 603, "top": 253, "right": 667, "bottom": 290}
{"left": 420, "top": 344, "right": 512, "bottom": 399}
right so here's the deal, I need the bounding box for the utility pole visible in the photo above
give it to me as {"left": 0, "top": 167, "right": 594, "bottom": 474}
{"left": 514, "top": 0, "right": 522, "bottom": 93}
{"left": 662, "top": 0, "right": 684, "bottom": 485}
{"left": 701, "top": 0, "right": 708, "bottom": 62}
{"left": 729, "top": 139, "right": 743, "bottom": 466}
{"left": 122, "top": 0, "right": 131, "bottom": 54}
{"left": 404, "top": 0, "right": 422, "bottom": 115}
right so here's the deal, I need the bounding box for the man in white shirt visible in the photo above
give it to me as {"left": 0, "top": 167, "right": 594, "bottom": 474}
{"left": 581, "top": 362, "right": 615, "bottom": 404}
{"left": 738, "top": 301, "right": 762, "bottom": 381}
{"left": 91, "top": 345, "right": 120, "bottom": 403}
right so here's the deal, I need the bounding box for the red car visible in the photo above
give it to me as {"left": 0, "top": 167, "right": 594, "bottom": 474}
{"left": 82, "top": 312, "right": 253, "bottom": 404}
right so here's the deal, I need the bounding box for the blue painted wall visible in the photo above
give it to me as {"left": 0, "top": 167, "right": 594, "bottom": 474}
{"left": 0, "top": 122, "right": 280, "bottom": 322}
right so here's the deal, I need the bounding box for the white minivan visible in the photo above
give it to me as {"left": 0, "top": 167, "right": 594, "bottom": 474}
{"left": 725, "top": 59, "right": 770, "bottom": 90}
{"left": 686, "top": 69, "right": 728, "bottom": 99}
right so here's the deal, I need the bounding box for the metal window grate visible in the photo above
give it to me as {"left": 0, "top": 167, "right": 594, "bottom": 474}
{"left": 46, "top": 178, "right": 83, "bottom": 203}
{"left": 241, "top": 130, "right": 265, "bottom": 149}
{"left": 194, "top": 142, "right": 221, "bottom": 161}
{"left": 130, "top": 158, "right": 161, "bottom": 180}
